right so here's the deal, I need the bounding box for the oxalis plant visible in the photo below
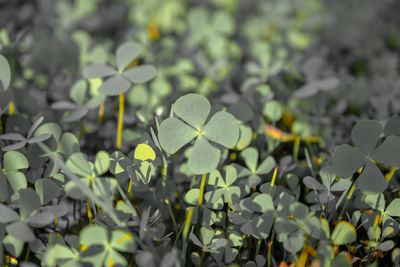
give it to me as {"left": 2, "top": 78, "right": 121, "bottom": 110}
{"left": 158, "top": 93, "right": 239, "bottom": 208}
{"left": 2, "top": 1, "right": 400, "bottom": 266}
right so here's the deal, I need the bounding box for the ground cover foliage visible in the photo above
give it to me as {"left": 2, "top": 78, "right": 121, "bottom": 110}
{"left": 1, "top": 0, "right": 400, "bottom": 266}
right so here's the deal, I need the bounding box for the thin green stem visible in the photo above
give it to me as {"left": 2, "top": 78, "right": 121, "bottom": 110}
{"left": 117, "top": 93, "right": 124, "bottom": 149}
{"left": 254, "top": 238, "right": 262, "bottom": 260}
{"left": 198, "top": 174, "right": 207, "bottom": 207}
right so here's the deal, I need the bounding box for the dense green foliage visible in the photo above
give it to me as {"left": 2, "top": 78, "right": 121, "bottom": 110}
{"left": 1, "top": 0, "right": 400, "bottom": 266}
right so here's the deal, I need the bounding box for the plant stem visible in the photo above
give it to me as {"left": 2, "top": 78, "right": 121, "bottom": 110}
{"left": 87, "top": 198, "right": 92, "bottom": 223}
{"left": 293, "top": 136, "right": 301, "bottom": 161}
{"left": 268, "top": 168, "right": 278, "bottom": 195}
{"left": 116, "top": 93, "right": 124, "bottom": 149}
{"left": 165, "top": 199, "right": 178, "bottom": 234}
{"left": 198, "top": 251, "right": 206, "bottom": 267}
{"left": 254, "top": 238, "right": 262, "bottom": 260}
{"left": 268, "top": 227, "right": 275, "bottom": 267}
{"left": 198, "top": 174, "right": 207, "bottom": 207}
{"left": 98, "top": 102, "right": 105, "bottom": 123}
{"left": 24, "top": 247, "right": 30, "bottom": 262}
{"left": 337, "top": 181, "right": 357, "bottom": 221}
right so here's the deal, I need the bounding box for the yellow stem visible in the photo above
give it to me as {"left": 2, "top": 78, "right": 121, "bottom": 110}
{"left": 165, "top": 199, "right": 178, "bottom": 234}
{"left": 87, "top": 198, "right": 92, "bottom": 224}
{"left": 385, "top": 167, "right": 398, "bottom": 182}
{"left": 8, "top": 101, "right": 15, "bottom": 115}
{"left": 116, "top": 93, "right": 124, "bottom": 149}
{"left": 198, "top": 174, "right": 207, "bottom": 207}
{"left": 271, "top": 168, "right": 278, "bottom": 187}
{"left": 98, "top": 102, "right": 105, "bottom": 123}
{"left": 183, "top": 208, "right": 194, "bottom": 240}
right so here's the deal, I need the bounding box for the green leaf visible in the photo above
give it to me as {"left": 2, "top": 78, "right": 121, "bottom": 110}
{"left": 123, "top": 65, "right": 157, "bottom": 84}
{"left": 384, "top": 114, "right": 400, "bottom": 136}
{"left": 184, "top": 188, "right": 200, "bottom": 205}
{"left": 241, "top": 147, "right": 258, "bottom": 173}
{"left": 386, "top": 198, "right": 400, "bottom": 217}
{"left": 83, "top": 63, "right": 117, "bottom": 79}
{"left": 134, "top": 144, "right": 156, "bottom": 161}
{"left": 0, "top": 203, "right": 19, "bottom": 223}
{"left": 3, "top": 234, "right": 24, "bottom": 257}
{"left": 351, "top": 120, "right": 382, "bottom": 155}
{"left": 200, "top": 226, "right": 214, "bottom": 246}
{"left": 66, "top": 153, "right": 91, "bottom": 177}
{"left": 173, "top": 94, "right": 211, "bottom": 129}
{"left": 257, "top": 156, "right": 275, "bottom": 175}
{"left": 263, "top": 100, "right": 283, "bottom": 122}
{"left": 19, "top": 188, "right": 41, "bottom": 220}
{"left": 98, "top": 75, "right": 131, "bottom": 96}
{"left": 203, "top": 111, "right": 239, "bottom": 148}
{"left": 332, "top": 252, "right": 352, "bottom": 267}
{"left": 3, "top": 151, "right": 29, "bottom": 170}
{"left": 94, "top": 150, "right": 110, "bottom": 176}
{"left": 80, "top": 224, "right": 108, "bottom": 246}
{"left": 70, "top": 80, "right": 87, "bottom": 106}
{"left": 35, "top": 123, "right": 62, "bottom": 141}
{"left": 253, "top": 194, "right": 274, "bottom": 213}
{"left": 188, "top": 135, "right": 220, "bottom": 174}
{"left": 105, "top": 249, "right": 127, "bottom": 266}
{"left": 331, "top": 221, "right": 357, "bottom": 245}
{"left": 25, "top": 211, "right": 55, "bottom": 227}
{"left": 111, "top": 230, "right": 136, "bottom": 252}
{"left": 6, "top": 170, "right": 27, "bottom": 193}
{"left": 6, "top": 221, "right": 35, "bottom": 242}
{"left": 0, "top": 54, "right": 11, "bottom": 90}
{"left": 373, "top": 135, "right": 400, "bottom": 168}
{"left": 158, "top": 117, "right": 197, "bottom": 154}
{"left": 57, "top": 133, "right": 80, "bottom": 156}
{"left": 225, "top": 165, "right": 237, "bottom": 186}
{"left": 213, "top": 10, "right": 235, "bottom": 35}
{"left": 35, "top": 178, "right": 60, "bottom": 205}
{"left": 357, "top": 161, "right": 387, "bottom": 194}
{"left": 116, "top": 42, "right": 142, "bottom": 72}
{"left": 0, "top": 173, "right": 9, "bottom": 202}
{"left": 333, "top": 144, "right": 365, "bottom": 178}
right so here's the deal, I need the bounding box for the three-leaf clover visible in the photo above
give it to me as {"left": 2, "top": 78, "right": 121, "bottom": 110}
{"left": 79, "top": 224, "right": 136, "bottom": 267}
{"left": 158, "top": 94, "right": 239, "bottom": 174}
{"left": 189, "top": 226, "right": 228, "bottom": 253}
{"left": 333, "top": 120, "right": 400, "bottom": 194}
{"left": 51, "top": 79, "right": 105, "bottom": 122}
{"left": 207, "top": 165, "right": 241, "bottom": 204}
{"left": 228, "top": 193, "right": 275, "bottom": 239}
{"left": 109, "top": 143, "right": 156, "bottom": 185}
{"left": 82, "top": 42, "right": 156, "bottom": 95}
{"left": 0, "top": 188, "right": 55, "bottom": 243}
{"left": 0, "top": 116, "right": 52, "bottom": 151}
{"left": 238, "top": 147, "right": 276, "bottom": 187}
{"left": 65, "top": 151, "right": 117, "bottom": 200}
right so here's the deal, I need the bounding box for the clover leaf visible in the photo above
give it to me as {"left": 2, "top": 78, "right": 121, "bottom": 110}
{"left": 51, "top": 79, "right": 105, "bottom": 122}
{"left": 0, "top": 54, "right": 11, "bottom": 90}
{"left": 110, "top": 143, "right": 156, "bottom": 185}
{"left": 238, "top": 147, "right": 276, "bottom": 187}
{"left": 158, "top": 94, "right": 239, "bottom": 174}
{"left": 65, "top": 151, "right": 117, "bottom": 200}
{"left": 79, "top": 224, "right": 136, "bottom": 267}
{"left": 82, "top": 42, "right": 156, "bottom": 96}
{"left": 332, "top": 120, "right": 400, "bottom": 194}
{"left": 208, "top": 165, "right": 241, "bottom": 203}
{"left": 229, "top": 193, "right": 275, "bottom": 239}
{"left": 0, "top": 188, "right": 54, "bottom": 243}
{"left": 0, "top": 116, "right": 52, "bottom": 151}
{"left": 1, "top": 150, "right": 29, "bottom": 193}
{"left": 189, "top": 226, "right": 228, "bottom": 253}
